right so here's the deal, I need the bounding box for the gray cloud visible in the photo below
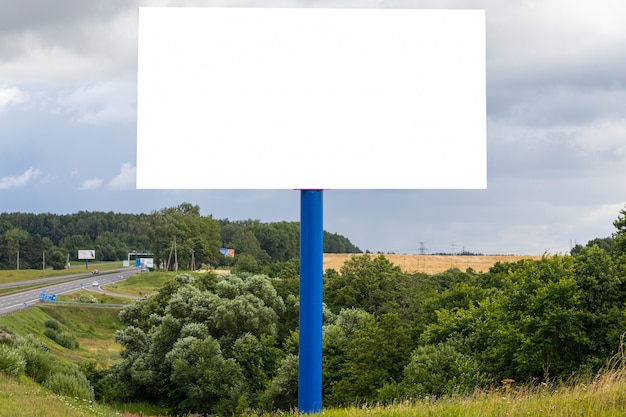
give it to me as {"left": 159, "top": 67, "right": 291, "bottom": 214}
{"left": 0, "top": 1, "right": 625, "bottom": 255}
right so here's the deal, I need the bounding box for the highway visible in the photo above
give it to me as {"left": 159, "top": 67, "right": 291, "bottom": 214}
{"left": 0, "top": 267, "right": 143, "bottom": 316}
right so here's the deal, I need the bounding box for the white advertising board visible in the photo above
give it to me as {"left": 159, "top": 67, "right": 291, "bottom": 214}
{"left": 140, "top": 258, "right": 154, "bottom": 268}
{"left": 78, "top": 250, "right": 95, "bottom": 260}
{"left": 137, "top": 8, "right": 486, "bottom": 190}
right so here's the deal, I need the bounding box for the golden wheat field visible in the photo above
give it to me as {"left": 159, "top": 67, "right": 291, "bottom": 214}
{"left": 323, "top": 253, "right": 544, "bottom": 275}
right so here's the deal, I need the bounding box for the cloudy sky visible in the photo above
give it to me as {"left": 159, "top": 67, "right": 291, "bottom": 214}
{"left": 1, "top": 0, "right": 625, "bottom": 255}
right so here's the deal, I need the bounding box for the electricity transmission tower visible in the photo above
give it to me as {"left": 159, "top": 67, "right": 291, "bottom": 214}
{"left": 419, "top": 242, "right": 427, "bottom": 255}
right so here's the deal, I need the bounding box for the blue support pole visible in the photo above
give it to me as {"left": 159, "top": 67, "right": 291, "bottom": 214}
{"left": 299, "top": 189, "right": 323, "bottom": 414}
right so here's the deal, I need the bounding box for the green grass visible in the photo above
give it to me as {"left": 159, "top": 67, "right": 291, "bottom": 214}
{"left": 56, "top": 291, "right": 132, "bottom": 305}
{"left": 0, "top": 305, "right": 124, "bottom": 367}
{"left": 4, "top": 366, "right": 626, "bottom": 417}
{"left": 103, "top": 271, "right": 176, "bottom": 298}
{"left": 308, "top": 373, "right": 626, "bottom": 417}
{"left": 0, "top": 374, "right": 118, "bottom": 417}
{"left": 0, "top": 262, "right": 124, "bottom": 285}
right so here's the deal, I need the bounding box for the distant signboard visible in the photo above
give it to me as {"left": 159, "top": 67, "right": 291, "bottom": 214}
{"left": 140, "top": 258, "right": 154, "bottom": 268}
{"left": 220, "top": 248, "right": 235, "bottom": 257}
{"left": 78, "top": 250, "right": 95, "bottom": 260}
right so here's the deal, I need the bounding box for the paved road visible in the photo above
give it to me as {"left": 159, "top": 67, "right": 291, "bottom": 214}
{"left": 0, "top": 267, "right": 133, "bottom": 290}
{"left": 0, "top": 267, "right": 143, "bottom": 316}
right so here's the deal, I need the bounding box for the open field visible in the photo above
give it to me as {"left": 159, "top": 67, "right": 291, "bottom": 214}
{"left": 323, "top": 253, "right": 545, "bottom": 275}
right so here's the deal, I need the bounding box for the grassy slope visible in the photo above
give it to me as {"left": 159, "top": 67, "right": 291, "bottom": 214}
{"left": 0, "top": 304, "right": 124, "bottom": 367}
{"left": 103, "top": 271, "right": 174, "bottom": 297}
{"left": 0, "top": 373, "right": 119, "bottom": 417}
{"left": 318, "top": 367, "right": 626, "bottom": 417}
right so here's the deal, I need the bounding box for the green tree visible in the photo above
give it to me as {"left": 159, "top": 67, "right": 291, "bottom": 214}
{"left": 324, "top": 254, "right": 406, "bottom": 315}
{"left": 613, "top": 205, "right": 626, "bottom": 256}
{"left": 386, "top": 341, "right": 488, "bottom": 399}
{"left": 47, "top": 248, "right": 67, "bottom": 270}
{"left": 328, "top": 313, "right": 412, "bottom": 405}
{"left": 166, "top": 336, "right": 244, "bottom": 415}
{"left": 574, "top": 245, "right": 626, "bottom": 366}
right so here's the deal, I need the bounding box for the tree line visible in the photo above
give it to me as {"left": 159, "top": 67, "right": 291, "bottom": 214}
{"left": 80, "top": 206, "right": 626, "bottom": 415}
{"left": 0, "top": 202, "right": 361, "bottom": 271}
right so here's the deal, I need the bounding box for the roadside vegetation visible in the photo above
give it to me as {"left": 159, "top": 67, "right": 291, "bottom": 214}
{"left": 0, "top": 261, "right": 124, "bottom": 285}
{"left": 0, "top": 205, "right": 625, "bottom": 416}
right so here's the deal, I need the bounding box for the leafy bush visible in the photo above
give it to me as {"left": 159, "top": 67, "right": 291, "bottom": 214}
{"left": 43, "top": 328, "right": 57, "bottom": 341}
{"left": 16, "top": 334, "right": 48, "bottom": 351}
{"left": 44, "top": 319, "right": 61, "bottom": 331}
{"left": 19, "top": 346, "right": 53, "bottom": 383}
{"left": 43, "top": 320, "right": 78, "bottom": 349}
{"left": 54, "top": 331, "right": 78, "bottom": 349}
{"left": 78, "top": 293, "right": 96, "bottom": 303}
{"left": 44, "top": 370, "right": 95, "bottom": 400}
{"left": 261, "top": 353, "right": 298, "bottom": 411}
{"left": 0, "top": 345, "right": 26, "bottom": 377}
{"left": 399, "top": 342, "right": 488, "bottom": 398}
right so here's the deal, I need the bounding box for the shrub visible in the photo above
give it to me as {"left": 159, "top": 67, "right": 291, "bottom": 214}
{"left": 18, "top": 346, "right": 54, "bottom": 383}
{"left": 78, "top": 293, "right": 96, "bottom": 303}
{"left": 44, "top": 371, "right": 95, "bottom": 400}
{"left": 261, "top": 353, "right": 298, "bottom": 411}
{"left": 43, "top": 328, "right": 57, "bottom": 341}
{"left": 0, "top": 345, "right": 26, "bottom": 377}
{"left": 55, "top": 331, "right": 78, "bottom": 349}
{"left": 399, "top": 342, "right": 488, "bottom": 397}
{"left": 44, "top": 319, "right": 61, "bottom": 331}
{"left": 16, "top": 334, "right": 48, "bottom": 351}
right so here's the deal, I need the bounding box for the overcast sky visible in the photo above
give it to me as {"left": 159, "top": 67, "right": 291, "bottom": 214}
{"left": 1, "top": 0, "right": 625, "bottom": 255}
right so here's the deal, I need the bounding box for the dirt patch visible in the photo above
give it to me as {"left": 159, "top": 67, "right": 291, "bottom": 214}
{"left": 323, "top": 253, "right": 544, "bottom": 275}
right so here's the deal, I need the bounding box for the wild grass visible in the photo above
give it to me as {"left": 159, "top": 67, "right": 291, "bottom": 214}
{"left": 0, "top": 373, "right": 118, "bottom": 417}
{"left": 272, "top": 360, "right": 626, "bottom": 417}
{"left": 0, "top": 305, "right": 124, "bottom": 367}
{"left": 56, "top": 291, "right": 132, "bottom": 305}
{"left": 0, "top": 261, "right": 124, "bottom": 285}
{"left": 103, "top": 271, "right": 176, "bottom": 297}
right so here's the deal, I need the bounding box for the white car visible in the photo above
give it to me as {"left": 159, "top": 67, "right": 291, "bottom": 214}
{"left": 92, "top": 281, "right": 99, "bottom": 287}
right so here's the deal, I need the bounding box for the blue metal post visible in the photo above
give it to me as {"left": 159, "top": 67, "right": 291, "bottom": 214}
{"left": 299, "top": 189, "right": 323, "bottom": 414}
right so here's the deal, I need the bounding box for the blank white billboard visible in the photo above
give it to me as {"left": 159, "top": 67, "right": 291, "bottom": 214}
{"left": 78, "top": 250, "right": 95, "bottom": 260}
{"left": 137, "top": 8, "right": 486, "bottom": 189}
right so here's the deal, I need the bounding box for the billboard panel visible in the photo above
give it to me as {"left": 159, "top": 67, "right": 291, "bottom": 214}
{"left": 78, "top": 250, "right": 95, "bottom": 260}
{"left": 140, "top": 258, "right": 154, "bottom": 268}
{"left": 220, "top": 248, "right": 235, "bottom": 257}
{"left": 137, "top": 8, "right": 486, "bottom": 189}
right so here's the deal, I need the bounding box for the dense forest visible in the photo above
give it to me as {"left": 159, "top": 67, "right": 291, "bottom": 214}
{"left": 94, "top": 206, "right": 626, "bottom": 414}
{"left": 0, "top": 202, "right": 361, "bottom": 271}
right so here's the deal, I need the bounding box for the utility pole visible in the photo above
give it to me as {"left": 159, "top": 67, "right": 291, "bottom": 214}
{"left": 43, "top": 250, "right": 46, "bottom": 272}
{"left": 174, "top": 236, "right": 178, "bottom": 272}
{"left": 17, "top": 250, "right": 20, "bottom": 271}
{"left": 166, "top": 238, "right": 175, "bottom": 271}
{"left": 419, "top": 242, "right": 427, "bottom": 255}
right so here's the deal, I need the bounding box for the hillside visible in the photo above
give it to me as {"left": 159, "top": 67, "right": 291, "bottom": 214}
{"left": 323, "top": 253, "right": 544, "bottom": 275}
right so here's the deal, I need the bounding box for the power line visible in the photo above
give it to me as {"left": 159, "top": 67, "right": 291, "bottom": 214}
{"left": 418, "top": 242, "right": 427, "bottom": 255}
